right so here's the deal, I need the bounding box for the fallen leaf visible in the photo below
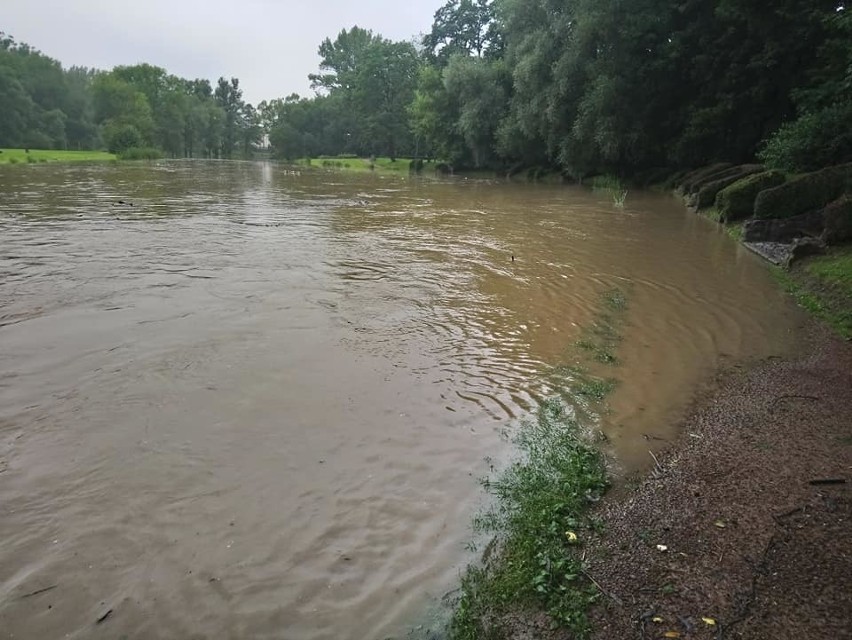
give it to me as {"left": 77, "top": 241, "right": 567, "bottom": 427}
{"left": 565, "top": 531, "right": 578, "bottom": 543}
{"left": 663, "top": 631, "right": 681, "bottom": 638}
{"left": 702, "top": 617, "right": 717, "bottom": 626}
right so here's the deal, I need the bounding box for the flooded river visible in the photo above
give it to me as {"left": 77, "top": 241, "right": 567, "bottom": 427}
{"left": 0, "top": 161, "right": 802, "bottom": 639}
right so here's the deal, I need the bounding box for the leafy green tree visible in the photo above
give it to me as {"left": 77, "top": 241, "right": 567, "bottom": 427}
{"left": 309, "top": 26, "right": 382, "bottom": 91}
{"left": 443, "top": 55, "right": 509, "bottom": 167}
{"left": 0, "top": 65, "right": 32, "bottom": 146}
{"left": 423, "top": 0, "right": 502, "bottom": 64}
{"left": 215, "top": 77, "right": 244, "bottom": 158}
{"left": 103, "top": 122, "right": 142, "bottom": 153}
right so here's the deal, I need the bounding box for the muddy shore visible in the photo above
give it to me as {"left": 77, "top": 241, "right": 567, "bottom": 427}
{"left": 580, "top": 321, "right": 851, "bottom": 639}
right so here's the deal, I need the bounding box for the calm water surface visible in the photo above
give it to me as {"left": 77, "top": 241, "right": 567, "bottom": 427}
{"left": 0, "top": 162, "right": 802, "bottom": 639}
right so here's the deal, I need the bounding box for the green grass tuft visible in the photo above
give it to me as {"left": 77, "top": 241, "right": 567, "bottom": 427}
{"left": 771, "top": 246, "right": 852, "bottom": 339}
{"left": 450, "top": 399, "right": 608, "bottom": 639}
{"left": 450, "top": 288, "right": 629, "bottom": 639}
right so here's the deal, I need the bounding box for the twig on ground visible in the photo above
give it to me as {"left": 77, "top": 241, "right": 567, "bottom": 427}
{"left": 583, "top": 569, "right": 623, "bottom": 606}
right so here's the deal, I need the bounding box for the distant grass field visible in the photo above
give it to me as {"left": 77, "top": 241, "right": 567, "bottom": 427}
{"left": 295, "top": 156, "right": 415, "bottom": 173}
{"left": 0, "top": 148, "right": 116, "bottom": 164}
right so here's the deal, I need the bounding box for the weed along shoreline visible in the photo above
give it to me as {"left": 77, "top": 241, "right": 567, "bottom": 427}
{"left": 440, "top": 169, "right": 851, "bottom": 639}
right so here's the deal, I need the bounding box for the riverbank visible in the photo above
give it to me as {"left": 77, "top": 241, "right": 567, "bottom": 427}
{"left": 584, "top": 321, "right": 851, "bottom": 639}
{"left": 0, "top": 148, "right": 115, "bottom": 164}
{"left": 443, "top": 172, "right": 851, "bottom": 638}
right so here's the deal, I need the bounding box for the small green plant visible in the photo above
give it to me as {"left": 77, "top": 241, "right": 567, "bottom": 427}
{"left": 612, "top": 189, "right": 628, "bottom": 207}
{"left": 588, "top": 175, "right": 622, "bottom": 191}
{"left": 450, "top": 399, "right": 608, "bottom": 639}
{"left": 450, "top": 288, "right": 630, "bottom": 639}
{"left": 8, "top": 157, "right": 19, "bottom": 164}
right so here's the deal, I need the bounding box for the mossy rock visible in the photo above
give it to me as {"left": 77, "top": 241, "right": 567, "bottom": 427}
{"left": 754, "top": 163, "right": 852, "bottom": 219}
{"left": 694, "top": 165, "right": 765, "bottom": 209}
{"left": 823, "top": 195, "right": 852, "bottom": 243}
{"left": 678, "top": 163, "right": 733, "bottom": 193}
{"left": 715, "top": 170, "right": 786, "bottom": 222}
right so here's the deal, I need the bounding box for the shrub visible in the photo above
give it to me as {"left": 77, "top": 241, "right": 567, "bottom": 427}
{"left": 715, "top": 170, "right": 786, "bottom": 221}
{"left": 117, "top": 147, "right": 163, "bottom": 160}
{"left": 104, "top": 123, "right": 143, "bottom": 154}
{"left": 759, "top": 104, "right": 852, "bottom": 173}
{"left": 694, "top": 165, "right": 764, "bottom": 209}
{"left": 754, "top": 163, "right": 852, "bottom": 219}
{"left": 8, "top": 157, "right": 19, "bottom": 164}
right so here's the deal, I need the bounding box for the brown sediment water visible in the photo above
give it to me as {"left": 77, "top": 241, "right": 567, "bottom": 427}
{"left": 0, "top": 162, "right": 803, "bottom": 639}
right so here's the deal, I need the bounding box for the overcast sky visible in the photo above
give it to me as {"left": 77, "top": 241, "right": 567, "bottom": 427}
{"left": 3, "top": 0, "right": 444, "bottom": 104}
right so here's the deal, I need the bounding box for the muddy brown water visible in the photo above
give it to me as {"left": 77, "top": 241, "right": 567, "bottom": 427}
{"left": 0, "top": 162, "right": 803, "bottom": 639}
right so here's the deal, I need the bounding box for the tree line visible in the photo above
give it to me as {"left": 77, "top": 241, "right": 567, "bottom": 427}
{"left": 3, "top": 1, "right": 850, "bottom": 174}
{"left": 0, "top": 32, "right": 260, "bottom": 158}
{"left": 267, "top": 0, "right": 850, "bottom": 176}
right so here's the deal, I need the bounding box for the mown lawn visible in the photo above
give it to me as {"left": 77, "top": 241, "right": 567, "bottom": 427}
{"left": 0, "top": 148, "right": 116, "bottom": 164}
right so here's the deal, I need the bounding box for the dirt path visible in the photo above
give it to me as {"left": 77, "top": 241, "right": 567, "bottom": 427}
{"left": 584, "top": 323, "right": 852, "bottom": 640}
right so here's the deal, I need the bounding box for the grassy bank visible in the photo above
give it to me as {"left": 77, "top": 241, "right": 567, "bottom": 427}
{"left": 771, "top": 246, "right": 852, "bottom": 339}
{"left": 0, "top": 148, "right": 115, "bottom": 164}
{"left": 450, "top": 290, "right": 628, "bottom": 639}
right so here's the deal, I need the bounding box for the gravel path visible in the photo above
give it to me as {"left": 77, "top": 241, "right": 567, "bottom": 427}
{"left": 585, "top": 323, "right": 852, "bottom": 640}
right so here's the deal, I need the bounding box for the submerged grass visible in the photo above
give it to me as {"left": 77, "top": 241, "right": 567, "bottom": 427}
{"left": 449, "top": 288, "right": 629, "bottom": 639}
{"left": 586, "top": 175, "right": 628, "bottom": 207}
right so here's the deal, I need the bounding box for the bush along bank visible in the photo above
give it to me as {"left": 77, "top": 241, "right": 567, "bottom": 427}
{"left": 449, "top": 289, "right": 629, "bottom": 639}
{"left": 670, "top": 163, "right": 852, "bottom": 339}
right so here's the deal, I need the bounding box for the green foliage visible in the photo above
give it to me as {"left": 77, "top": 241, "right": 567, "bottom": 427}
{"left": 0, "top": 31, "right": 258, "bottom": 160}
{"left": 587, "top": 175, "right": 622, "bottom": 191}
{"left": 771, "top": 246, "right": 852, "bottom": 339}
{"left": 271, "top": 29, "right": 420, "bottom": 161}
{"left": 715, "top": 170, "right": 786, "bottom": 221}
{"left": 103, "top": 122, "right": 142, "bottom": 154}
{"left": 450, "top": 399, "right": 607, "bottom": 639}
{"left": 423, "top": 0, "right": 502, "bottom": 64}
{"left": 759, "top": 103, "right": 852, "bottom": 173}
{"left": 754, "top": 163, "right": 852, "bottom": 219}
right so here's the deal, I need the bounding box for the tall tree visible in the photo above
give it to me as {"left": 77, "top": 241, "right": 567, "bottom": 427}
{"left": 214, "top": 77, "right": 244, "bottom": 158}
